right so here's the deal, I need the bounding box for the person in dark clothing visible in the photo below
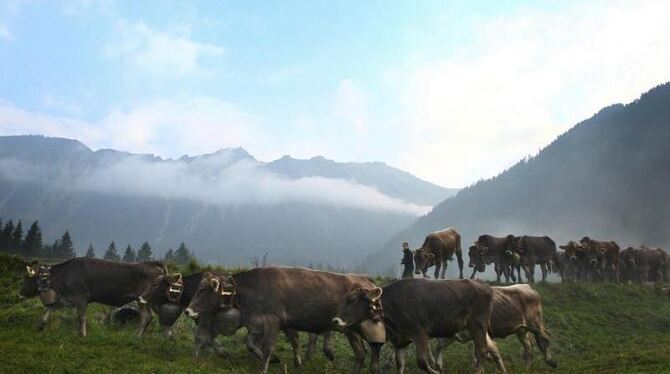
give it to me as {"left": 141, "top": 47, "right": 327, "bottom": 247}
{"left": 401, "top": 241, "right": 414, "bottom": 279}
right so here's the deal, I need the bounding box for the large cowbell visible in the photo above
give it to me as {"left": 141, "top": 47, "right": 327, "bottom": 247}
{"left": 360, "top": 319, "right": 386, "bottom": 343}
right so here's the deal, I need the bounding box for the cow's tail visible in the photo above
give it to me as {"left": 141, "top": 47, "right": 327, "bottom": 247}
{"left": 455, "top": 235, "right": 464, "bottom": 279}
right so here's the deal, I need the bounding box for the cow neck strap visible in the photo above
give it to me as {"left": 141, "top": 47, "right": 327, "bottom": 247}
{"left": 166, "top": 278, "right": 184, "bottom": 303}
{"left": 368, "top": 298, "right": 383, "bottom": 322}
{"left": 218, "top": 277, "right": 239, "bottom": 309}
{"left": 37, "top": 266, "right": 61, "bottom": 307}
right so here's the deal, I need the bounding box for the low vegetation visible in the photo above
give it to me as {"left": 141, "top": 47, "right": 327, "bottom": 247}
{"left": 1, "top": 253, "right": 669, "bottom": 373}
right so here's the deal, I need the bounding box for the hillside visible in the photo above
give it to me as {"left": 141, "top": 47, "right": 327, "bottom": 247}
{"left": 1, "top": 254, "right": 669, "bottom": 373}
{"left": 373, "top": 82, "right": 670, "bottom": 276}
{"left": 0, "top": 136, "right": 454, "bottom": 268}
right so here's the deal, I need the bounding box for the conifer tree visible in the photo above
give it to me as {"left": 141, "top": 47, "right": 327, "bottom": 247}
{"left": 122, "top": 245, "right": 137, "bottom": 262}
{"left": 164, "top": 248, "right": 175, "bottom": 262}
{"left": 10, "top": 220, "right": 23, "bottom": 254}
{"left": 103, "top": 241, "right": 120, "bottom": 261}
{"left": 85, "top": 244, "right": 96, "bottom": 258}
{"left": 175, "top": 242, "right": 191, "bottom": 265}
{"left": 0, "top": 220, "right": 13, "bottom": 252}
{"left": 136, "top": 242, "right": 153, "bottom": 261}
{"left": 23, "top": 221, "right": 43, "bottom": 257}
{"left": 57, "top": 230, "right": 76, "bottom": 258}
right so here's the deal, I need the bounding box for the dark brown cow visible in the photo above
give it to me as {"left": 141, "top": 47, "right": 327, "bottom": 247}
{"left": 513, "top": 236, "right": 557, "bottom": 283}
{"left": 185, "top": 268, "right": 375, "bottom": 374}
{"left": 559, "top": 241, "right": 590, "bottom": 281}
{"left": 551, "top": 250, "right": 575, "bottom": 282}
{"left": 333, "top": 278, "right": 507, "bottom": 374}
{"left": 437, "top": 284, "right": 556, "bottom": 368}
{"left": 580, "top": 237, "right": 620, "bottom": 282}
{"left": 620, "top": 247, "right": 668, "bottom": 283}
{"left": 413, "top": 228, "right": 464, "bottom": 279}
{"left": 20, "top": 258, "right": 166, "bottom": 337}
{"left": 469, "top": 234, "right": 520, "bottom": 282}
{"left": 139, "top": 271, "right": 330, "bottom": 364}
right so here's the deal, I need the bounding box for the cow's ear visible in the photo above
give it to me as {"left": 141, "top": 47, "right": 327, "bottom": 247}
{"left": 210, "top": 278, "right": 220, "bottom": 292}
{"left": 427, "top": 253, "right": 436, "bottom": 260}
{"left": 366, "top": 287, "right": 383, "bottom": 301}
{"left": 559, "top": 245, "right": 567, "bottom": 250}
{"left": 481, "top": 246, "right": 489, "bottom": 254}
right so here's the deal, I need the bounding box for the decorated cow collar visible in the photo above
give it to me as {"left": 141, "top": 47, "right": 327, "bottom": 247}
{"left": 212, "top": 275, "right": 239, "bottom": 309}
{"left": 368, "top": 295, "right": 383, "bottom": 322}
{"left": 32, "top": 265, "right": 61, "bottom": 307}
{"left": 166, "top": 273, "right": 184, "bottom": 303}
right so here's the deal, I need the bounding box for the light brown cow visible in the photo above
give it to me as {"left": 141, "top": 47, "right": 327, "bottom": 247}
{"left": 437, "top": 284, "right": 556, "bottom": 369}
{"left": 413, "top": 228, "right": 464, "bottom": 279}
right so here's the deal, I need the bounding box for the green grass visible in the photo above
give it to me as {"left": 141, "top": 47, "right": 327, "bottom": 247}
{"left": 1, "top": 253, "right": 669, "bottom": 373}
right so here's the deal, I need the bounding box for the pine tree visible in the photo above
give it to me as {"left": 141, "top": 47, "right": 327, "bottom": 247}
{"left": 136, "top": 242, "right": 153, "bottom": 262}
{"left": 175, "top": 242, "right": 191, "bottom": 265}
{"left": 164, "top": 248, "right": 175, "bottom": 262}
{"left": 23, "top": 221, "right": 43, "bottom": 257}
{"left": 47, "top": 240, "right": 61, "bottom": 259}
{"left": 0, "top": 219, "right": 11, "bottom": 252}
{"left": 122, "top": 245, "right": 137, "bottom": 262}
{"left": 57, "top": 230, "right": 76, "bottom": 258}
{"left": 10, "top": 220, "right": 23, "bottom": 254}
{"left": 103, "top": 242, "right": 120, "bottom": 261}
{"left": 85, "top": 244, "right": 96, "bottom": 258}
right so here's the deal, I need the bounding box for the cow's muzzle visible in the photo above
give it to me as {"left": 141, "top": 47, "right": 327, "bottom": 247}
{"left": 569, "top": 256, "right": 577, "bottom": 262}
{"left": 184, "top": 308, "right": 198, "bottom": 319}
{"left": 590, "top": 259, "right": 598, "bottom": 266}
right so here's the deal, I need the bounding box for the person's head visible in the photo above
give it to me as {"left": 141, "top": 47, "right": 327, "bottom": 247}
{"left": 402, "top": 242, "right": 409, "bottom": 251}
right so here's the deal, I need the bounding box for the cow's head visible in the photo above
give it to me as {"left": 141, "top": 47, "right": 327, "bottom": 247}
{"left": 332, "top": 284, "right": 383, "bottom": 329}
{"left": 138, "top": 273, "right": 183, "bottom": 306}
{"left": 560, "top": 241, "right": 585, "bottom": 263}
{"left": 468, "top": 245, "right": 487, "bottom": 272}
{"left": 19, "top": 261, "right": 40, "bottom": 298}
{"left": 185, "top": 273, "right": 236, "bottom": 319}
{"left": 413, "top": 248, "right": 435, "bottom": 276}
{"left": 620, "top": 247, "right": 638, "bottom": 268}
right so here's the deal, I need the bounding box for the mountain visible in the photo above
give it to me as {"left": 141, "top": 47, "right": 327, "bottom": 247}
{"left": 371, "top": 82, "right": 670, "bottom": 276}
{"left": 0, "top": 135, "right": 454, "bottom": 268}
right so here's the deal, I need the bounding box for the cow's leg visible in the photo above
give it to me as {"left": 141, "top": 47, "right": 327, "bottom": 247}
{"left": 345, "top": 330, "right": 366, "bottom": 374}
{"left": 529, "top": 326, "right": 557, "bottom": 368}
{"left": 259, "top": 317, "right": 280, "bottom": 374}
{"left": 470, "top": 267, "right": 477, "bottom": 280}
{"left": 37, "top": 307, "right": 53, "bottom": 331}
{"left": 245, "top": 315, "right": 267, "bottom": 361}
{"left": 441, "top": 258, "right": 448, "bottom": 279}
{"left": 516, "top": 328, "right": 533, "bottom": 368}
{"left": 322, "top": 331, "right": 335, "bottom": 361}
{"left": 137, "top": 301, "right": 153, "bottom": 337}
{"left": 369, "top": 342, "right": 383, "bottom": 374}
{"left": 75, "top": 301, "right": 88, "bottom": 337}
{"left": 395, "top": 346, "right": 408, "bottom": 374}
{"left": 494, "top": 263, "right": 502, "bottom": 283}
{"left": 540, "top": 263, "right": 549, "bottom": 282}
{"left": 469, "top": 321, "right": 506, "bottom": 374}
{"left": 413, "top": 333, "right": 439, "bottom": 374}
{"left": 502, "top": 265, "right": 511, "bottom": 283}
{"left": 435, "top": 337, "right": 457, "bottom": 371}
{"left": 434, "top": 260, "right": 442, "bottom": 280}
{"left": 284, "top": 329, "right": 302, "bottom": 367}
{"left": 305, "top": 333, "right": 317, "bottom": 361}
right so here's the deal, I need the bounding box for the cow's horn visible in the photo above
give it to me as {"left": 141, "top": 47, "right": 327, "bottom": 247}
{"left": 174, "top": 273, "right": 182, "bottom": 282}
{"left": 369, "top": 287, "right": 383, "bottom": 301}
{"left": 25, "top": 266, "right": 31, "bottom": 276}
{"left": 211, "top": 278, "right": 220, "bottom": 292}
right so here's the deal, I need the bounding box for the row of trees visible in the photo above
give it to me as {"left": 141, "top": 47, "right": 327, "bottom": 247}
{"left": 0, "top": 217, "right": 196, "bottom": 264}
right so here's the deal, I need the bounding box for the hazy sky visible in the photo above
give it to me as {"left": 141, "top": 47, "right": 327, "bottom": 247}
{"left": 1, "top": 0, "right": 669, "bottom": 188}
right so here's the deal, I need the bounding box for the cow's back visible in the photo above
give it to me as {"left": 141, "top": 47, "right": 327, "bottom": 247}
{"left": 425, "top": 228, "right": 460, "bottom": 255}
{"left": 234, "top": 267, "right": 375, "bottom": 333}
{"left": 382, "top": 278, "right": 492, "bottom": 338}
{"left": 52, "top": 258, "right": 166, "bottom": 307}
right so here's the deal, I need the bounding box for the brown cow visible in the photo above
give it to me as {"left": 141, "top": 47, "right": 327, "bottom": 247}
{"left": 580, "top": 237, "right": 620, "bottom": 282}
{"left": 620, "top": 246, "right": 668, "bottom": 283}
{"left": 559, "top": 241, "right": 590, "bottom": 281}
{"left": 333, "top": 278, "right": 507, "bottom": 374}
{"left": 437, "top": 284, "right": 556, "bottom": 369}
{"left": 413, "top": 228, "right": 464, "bottom": 279}
{"left": 513, "top": 236, "right": 557, "bottom": 283}
{"left": 186, "top": 268, "right": 375, "bottom": 374}
{"left": 469, "top": 234, "right": 520, "bottom": 283}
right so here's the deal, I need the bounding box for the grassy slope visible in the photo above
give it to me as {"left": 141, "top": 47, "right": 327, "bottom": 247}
{"left": 1, "top": 254, "right": 669, "bottom": 373}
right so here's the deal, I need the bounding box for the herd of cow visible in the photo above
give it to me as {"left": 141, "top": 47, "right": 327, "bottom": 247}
{"left": 15, "top": 227, "right": 669, "bottom": 374}
{"left": 409, "top": 228, "right": 668, "bottom": 284}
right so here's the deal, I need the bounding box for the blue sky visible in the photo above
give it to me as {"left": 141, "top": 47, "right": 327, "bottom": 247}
{"left": 1, "top": 0, "right": 670, "bottom": 187}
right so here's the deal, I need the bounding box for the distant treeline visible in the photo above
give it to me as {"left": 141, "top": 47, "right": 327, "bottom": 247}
{"left": 0, "top": 217, "right": 196, "bottom": 265}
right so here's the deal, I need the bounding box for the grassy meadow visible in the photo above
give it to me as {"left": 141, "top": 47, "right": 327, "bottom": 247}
{"left": 1, "top": 254, "right": 669, "bottom": 373}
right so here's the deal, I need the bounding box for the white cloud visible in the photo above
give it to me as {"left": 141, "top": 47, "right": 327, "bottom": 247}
{"left": 396, "top": 0, "right": 670, "bottom": 187}
{"left": 104, "top": 19, "right": 224, "bottom": 76}
{"left": 0, "top": 22, "right": 12, "bottom": 40}
{"left": 0, "top": 97, "right": 266, "bottom": 158}
{"left": 332, "top": 79, "right": 369, "bottom": 136}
